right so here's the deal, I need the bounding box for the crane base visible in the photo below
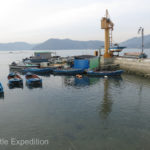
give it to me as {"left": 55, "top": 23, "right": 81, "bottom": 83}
{"left": 100, "top": 56, "right": 114, "bottom": 65}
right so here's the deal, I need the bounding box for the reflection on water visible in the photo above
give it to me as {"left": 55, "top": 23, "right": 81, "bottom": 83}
{"left": 8, "top": 83, "right": 24, "bottom": 89}
{"left": 26, "top": 83, "right": 43, "bottom": 89}
{"left": 99, "top": 77, "right": 122, "bottom": 119}
{"left": 63, "top": 76, "right": 123, "bottom": 120}
{"left": 63, "top": 75, "right": 123, "bottom": 120}
{"left": 63, "top": 76, "right": 100, "bottom": 87}
{"left": 100, "top": 78, "right": 113, "bottom": 119}
{"left": 74, "top": 76, "right": 90, "bottom": 86}
{"left": 0, "top": 93, "right": 4, "bottom": 99}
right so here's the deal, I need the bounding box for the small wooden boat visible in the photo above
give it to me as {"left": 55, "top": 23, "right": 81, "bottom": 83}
{"left": 22, "top": 68, "right": 54, "bottom": 74}
{"left": 8, "top": 73, "right": 23, "bottom": 86}
{"left": 53, "top": 68, "right": 84, "bottom": 75}
{"left": 87, "top": 70, "right": 124, "bottom": 77}
{"left": 0, "top": 82, "right": 4, "bottom": 94}
{"left": 25, "top": 72, "right": 42, "bottom": 85}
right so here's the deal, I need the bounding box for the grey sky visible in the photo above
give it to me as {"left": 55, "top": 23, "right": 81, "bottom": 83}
{"left": 0, "top": 0, "right": 149, "bottom": 43}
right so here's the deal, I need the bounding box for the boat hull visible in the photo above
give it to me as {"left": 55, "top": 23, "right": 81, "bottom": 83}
{"left": 0, "top": 83, "right": 4, "bottom": 94}
{"left": 53, "top": 69, "right": 84, "bottom": 75}
{"left": 87, "top": 70, "right": 124, "bottom": 77}
{"left": 23, "top": 68, "right": 53, "bottom": 74}
{"left": 8, "top": 78, "right": 23, "bottom": 84}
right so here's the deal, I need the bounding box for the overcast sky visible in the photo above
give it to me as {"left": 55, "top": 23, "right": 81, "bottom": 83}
{"left": 0, "top": 0, "right": 149, "bottom": 43}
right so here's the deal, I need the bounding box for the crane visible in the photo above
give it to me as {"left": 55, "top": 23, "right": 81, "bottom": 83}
{"left": 101, "top": 10, "right": 114, "bottom": 58}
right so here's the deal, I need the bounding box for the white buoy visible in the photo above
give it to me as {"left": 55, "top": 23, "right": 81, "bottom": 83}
{"left": 104, "top": 76, "right": 108, "bottom": 78}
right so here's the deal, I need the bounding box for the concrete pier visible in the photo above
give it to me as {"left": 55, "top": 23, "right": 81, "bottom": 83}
{"left": 113, "top": 57, "right": 150, "bottom": 77}
{"left": 99, "top": 56, "right": 150, "bottom": 77}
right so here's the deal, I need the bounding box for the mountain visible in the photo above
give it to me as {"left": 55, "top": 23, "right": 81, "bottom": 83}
{"left": 33, "top": 39, "right": 104, "bottom": 50}
{"left": 1, "top": 34, "right": 150, "bottom": 50}
{"left": 33, "top": 35, "right": 150, "bottom": 50}
{"left": 0, "top": 42, "right": 35, "bottom": 50}
{"left": 120, "top": 34, "right": 150, "bottom": 48}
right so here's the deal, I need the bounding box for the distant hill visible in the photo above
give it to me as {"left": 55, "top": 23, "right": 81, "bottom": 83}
{"left": 33, "top": 39, "right": 104, "bottom": 50}
{"left": 120, "top": 34, "right": 150, "bottom": 48}
{"left": 1, "top": 35, "right": 150, "bottom": 50}
{"left": 33, "top": 35, "right": 150, "bottom": 50}
{"left": 0, "top": 42, "right": 35, "bottom": 50}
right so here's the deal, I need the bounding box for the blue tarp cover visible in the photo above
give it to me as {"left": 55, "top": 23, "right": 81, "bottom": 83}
{"left": 74, "top": 59, "right": 89, "bottom": 69}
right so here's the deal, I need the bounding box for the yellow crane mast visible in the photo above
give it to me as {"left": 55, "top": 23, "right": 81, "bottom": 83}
{"left": 101, "top": 10, "right": 114, "bottom": 58}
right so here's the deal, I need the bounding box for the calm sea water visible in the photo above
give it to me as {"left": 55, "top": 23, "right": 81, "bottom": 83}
{"left": 0, "top": 50, "right": 150, "bottom": 150}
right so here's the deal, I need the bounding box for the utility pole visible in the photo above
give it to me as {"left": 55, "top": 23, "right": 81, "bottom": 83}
{"left": 138, "top": 27, "right": 144, "bottom": 53}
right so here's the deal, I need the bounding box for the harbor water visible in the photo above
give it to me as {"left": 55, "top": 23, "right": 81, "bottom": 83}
{"left": 0, "top": 50, "right": 150, "bottom": 150}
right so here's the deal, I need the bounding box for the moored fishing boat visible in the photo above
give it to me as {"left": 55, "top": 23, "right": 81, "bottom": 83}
{"left": 0, "top": 82, "right": 4, "bottom": 94}
{"left": 22, "top": 67, "right": 54, "bottom": 74}
{"left": 8, "top": 73, "right": 23, "bottom": 86}
{"left": 87, "top": 70, "right": 124, "bottom": 77}
{"left": 25, "top": 72, "right": 42, "bottom": 85}
{"left": 9, "top": 61, "right": 39, "bottom": 70}
{"left": 53, "top": 68, "right": 85, "bottom": 75}
{"left": 110, "top": 46, "right": 126, "bottom": 52}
